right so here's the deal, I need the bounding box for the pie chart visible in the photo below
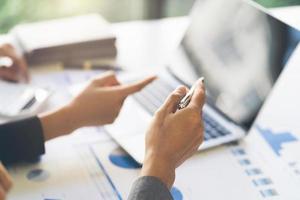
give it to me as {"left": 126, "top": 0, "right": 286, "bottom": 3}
{"left": 171, "top": 187, "right": 183, "bottom": 200}
{"left": 27, "top": 169, "right": 50, "bottom": 182}
{"left": 109, "top": 148, "right": 142, "bottom": 169}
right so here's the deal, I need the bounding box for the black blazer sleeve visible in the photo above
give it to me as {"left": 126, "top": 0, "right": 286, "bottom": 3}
{"left": 0, "top": 116, "right": 45, "bottom": 164}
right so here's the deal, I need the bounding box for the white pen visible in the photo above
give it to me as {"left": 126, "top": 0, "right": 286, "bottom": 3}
{"left": 178, "top": 77, "right": 204, "bottom": 110}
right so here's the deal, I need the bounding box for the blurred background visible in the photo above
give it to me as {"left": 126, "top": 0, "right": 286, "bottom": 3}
{"left": 254, "top": 0, "right": 300, "bottom": 7}
{"left": 1, "top": 0, "right": 300, "bottom": 33}
{"left": 0, "top": 0, "right": 195, "bottom": 33}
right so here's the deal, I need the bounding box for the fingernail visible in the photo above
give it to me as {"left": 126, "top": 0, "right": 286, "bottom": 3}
{"left": 199, "top": 77, "right": 205, "bottom": 84}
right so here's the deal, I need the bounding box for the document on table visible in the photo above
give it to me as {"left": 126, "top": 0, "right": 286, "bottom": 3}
{"left": 7, "top": 53, "right": 300, "bottom": 200}
{"left": 7, "top": 127, "right": 121, "bottom": 200}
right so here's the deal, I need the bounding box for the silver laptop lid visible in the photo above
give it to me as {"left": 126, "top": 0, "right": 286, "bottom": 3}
{"left": 169, "top": 0, "right": 300, "bottom": 129}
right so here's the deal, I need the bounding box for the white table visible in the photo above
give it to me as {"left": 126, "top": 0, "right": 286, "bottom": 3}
{"left": 5, "top": 8, "right": 300, "bottom": 200}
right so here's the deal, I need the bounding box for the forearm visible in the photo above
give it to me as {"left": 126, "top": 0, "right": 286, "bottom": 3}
{"left": 38, "top": 105, "right": 79, "bottom": 141}
{"left": 141, "top": 153, "right": 175, "bottom": 189}
{"left": 128, "top": 150, "right": 176, "bottom": 199}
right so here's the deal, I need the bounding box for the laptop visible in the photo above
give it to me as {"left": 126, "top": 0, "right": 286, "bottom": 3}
{"left": 105, "top": 0, "right": 300, "bottom": 164}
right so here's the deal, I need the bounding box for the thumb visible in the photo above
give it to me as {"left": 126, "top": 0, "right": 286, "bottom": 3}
{"left": 159, "top": 86, "right": 188, "bottom": 114}
{"left": 115, "top": 75, "right": 156, "bottom": 96}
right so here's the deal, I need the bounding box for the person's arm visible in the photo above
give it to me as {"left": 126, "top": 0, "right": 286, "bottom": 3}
{"left": 0, "top": 72, "right": 156, "bottom": 165}
{"left": 128, "top": 79, "right": 206, "bottom": 200}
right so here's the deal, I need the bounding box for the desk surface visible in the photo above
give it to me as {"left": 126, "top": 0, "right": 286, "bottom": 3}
{"left": 5, "top": 8, "right": 300, "bottom": 200}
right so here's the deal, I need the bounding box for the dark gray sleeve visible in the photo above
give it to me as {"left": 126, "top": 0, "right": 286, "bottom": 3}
{"left": 128, "top": 176, "right": 173, "bottom": 200}
{"left": 0, "top": 116, "right": 45, "bottom": 165}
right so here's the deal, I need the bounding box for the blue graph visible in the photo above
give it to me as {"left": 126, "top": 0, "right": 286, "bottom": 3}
{"left": 109, "top": 148, "right": 142, "bottom": 169}
{"left": 171, "top": 187, "right": 183, "bottom": 200}
{"left": 256, "top": 125, "right": 298, "bottom": 156}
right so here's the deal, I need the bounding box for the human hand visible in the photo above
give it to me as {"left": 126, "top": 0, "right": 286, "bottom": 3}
{"left": 141, "top": 79, "right": 205, "bottom": 188}
{"left": 0, "top": 163, "right": 13, "bottom": 200}
{"left": 40, "top": 71, "right": 156, "bottom": 140}
{"left": 68, "top": 71, "right": 156, "bottom": 127}
{"left": 0, "top": 43, "right": 28, "bottom": 82}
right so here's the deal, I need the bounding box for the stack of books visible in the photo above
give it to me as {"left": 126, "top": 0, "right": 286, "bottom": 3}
{"left": 10, "top": 14, "right": 117, "bottom": 66}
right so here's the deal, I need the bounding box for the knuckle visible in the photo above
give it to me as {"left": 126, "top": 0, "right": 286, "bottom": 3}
{"left": 91, "top": 77, "right": 99, "bottom": 84}
{"left": 154, "top": 109, "right": 164, "bottom": 117}
{"left": 170, "top": 92, "right": 182, "bottom": 100}
{"left": 1, "top": 43, "right": 12, "bottom": 50}
{"left": 198, "top": 88, "right": 205, "bottom": 96}
{"left": 195, "top": 87, "right": 205, "bottom": 97}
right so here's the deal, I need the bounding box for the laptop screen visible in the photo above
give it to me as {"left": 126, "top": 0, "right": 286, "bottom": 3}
{"left": 181, "top": 0, "right": 300, "bottom": 128}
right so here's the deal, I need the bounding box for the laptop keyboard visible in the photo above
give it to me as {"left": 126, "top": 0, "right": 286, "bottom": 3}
{"left": 133, "top": 78, "right": 231, "bottom": 141}
{"left": 203, "top": 112, "right": 231, "bottom": 140}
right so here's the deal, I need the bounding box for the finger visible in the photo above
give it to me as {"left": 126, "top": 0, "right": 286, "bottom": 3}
{"left": 0, "top": 186, "right": 5, "bottom": 200}
{"left": 91, "top": 71, "right": 120, "bottom": 87}
{"left": 0, "top": 44, "right": 13, "bottom": 57}
{"left": 0, "top": 44, "right": 18, "bottom": 63}
{"left": 188, "top": 78, "right": 206, "bottom": 110}
{"left": 0, "top": 44, "right": 29, "bottom": 82}
{"left": 115, "top": 75, "right": 157, "bottom": 96}
{"left": 0, "top": 164, "right": 13, "bottom": 192}
{"left": 159, "top": 86, "right": 188, "bottom": 114}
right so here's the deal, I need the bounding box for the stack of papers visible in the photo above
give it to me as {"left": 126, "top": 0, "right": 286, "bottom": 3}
{"left": 10, "top": 14, "right": 117, "bottom": 66}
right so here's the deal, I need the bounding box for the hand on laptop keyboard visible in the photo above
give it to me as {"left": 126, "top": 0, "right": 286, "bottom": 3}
{"left": 141, "top": 78, "right": 206, "bottom": 189}
{"left": 0, "top": 43, "right": 28, "bottom": 82}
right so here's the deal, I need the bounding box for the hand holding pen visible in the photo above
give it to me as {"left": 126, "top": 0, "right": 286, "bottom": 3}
{"left": 142, "top": 78, "right": 206, "bottom": 188}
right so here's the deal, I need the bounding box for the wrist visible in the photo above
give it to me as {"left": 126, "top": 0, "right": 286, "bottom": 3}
{"left": 141, "top": 152, "right": 176, "bottom": 189}
{"left": 38, "top": 105, "right": 79, "bottom": 141}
